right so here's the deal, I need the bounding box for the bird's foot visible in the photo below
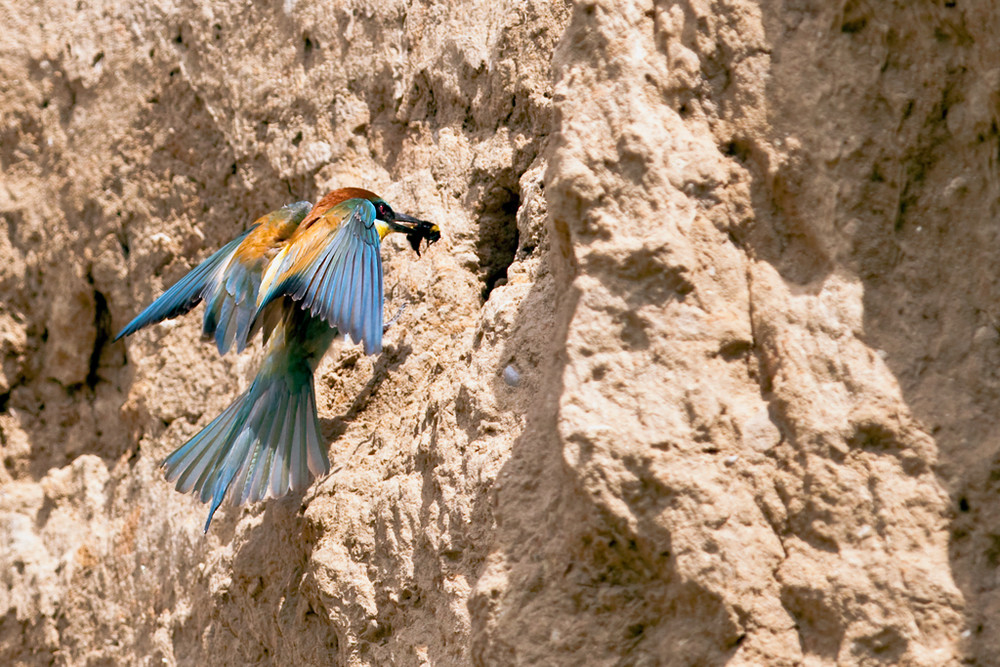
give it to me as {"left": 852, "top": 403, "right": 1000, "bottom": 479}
{"left": 384, "top": 303, "right": 407, "bottom": 332}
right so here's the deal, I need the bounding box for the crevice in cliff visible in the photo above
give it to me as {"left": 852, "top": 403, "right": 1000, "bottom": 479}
{"left": 85, "top": 272, "right": 111, "bottom": 392}
{"left": 743, "top": 262, "right": 791, "bottom": 562}
{"left": 477, "top": 185, "right": 521, "bottom": 301}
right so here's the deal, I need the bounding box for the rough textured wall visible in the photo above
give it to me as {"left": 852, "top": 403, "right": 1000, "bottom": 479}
{"left": 0, "top": 0, "right": 994, "bottom": 664}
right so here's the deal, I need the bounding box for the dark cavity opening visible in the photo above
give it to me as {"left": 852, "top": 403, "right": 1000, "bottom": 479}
{"left": 86, "top": 286, "right": 111, "bottom": 391}
{"left": 477, "top": 187, "right": 520, "bottom": 301}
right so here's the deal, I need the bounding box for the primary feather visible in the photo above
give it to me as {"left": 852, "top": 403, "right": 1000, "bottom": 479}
{"left": 115, "top": 200, "right": 311, "bottom": 353}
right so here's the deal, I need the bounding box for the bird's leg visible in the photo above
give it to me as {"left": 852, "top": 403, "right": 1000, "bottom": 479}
{"left": 383, "top": 303, "right": 407, "bottom": 332}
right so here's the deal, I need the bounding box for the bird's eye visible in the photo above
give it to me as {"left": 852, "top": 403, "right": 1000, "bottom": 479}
{"left": 375, "top": 202, "right": 392, "bottom": 221}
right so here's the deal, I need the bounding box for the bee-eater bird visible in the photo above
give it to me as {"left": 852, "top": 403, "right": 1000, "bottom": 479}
{"left": 116, "top": 188, "right": 440, "bottom": 531}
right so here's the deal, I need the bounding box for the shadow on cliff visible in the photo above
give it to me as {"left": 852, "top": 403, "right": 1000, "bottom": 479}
{"left": 463, "top": 215, "right": 740, "bottom": 664}
{"left": 205, "top": 340, "right": 413, "bottom": 664}
{"left": 318, "top": 341, "right": 412, "bottom": 452}
{"left": 748, "top": 2, "right": 995, "bottom": 662}
{"left": 210, "top": 492, "right": 341, "bottom": 663}
{"left": 848, "top": 121, "right": 1000, "bottom": 659}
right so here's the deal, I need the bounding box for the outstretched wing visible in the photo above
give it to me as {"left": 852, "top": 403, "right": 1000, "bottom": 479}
{"left": 201, "top": 201, "right": 312, "bottom": 353}
{"left": 255, "top": 198, "right": 384, "bottom": 354}
{"left": 115, "top": 229, "right": 253, "bottom": 342}
{"left": 116, "top": 201, "right": 311, "bottom": 354}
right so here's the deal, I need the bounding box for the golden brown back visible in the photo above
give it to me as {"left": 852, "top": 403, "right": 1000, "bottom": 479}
{"left": 302, "top": 187, "right": 379, "bottom": 227}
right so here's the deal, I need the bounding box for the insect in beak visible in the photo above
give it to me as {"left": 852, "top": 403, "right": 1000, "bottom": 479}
{"left": 391, "top": 212, "right": 440, "bottom": 256}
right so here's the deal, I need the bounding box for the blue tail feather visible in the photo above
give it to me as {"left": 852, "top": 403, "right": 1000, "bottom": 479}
{"left": 203, "top": 430, "right": 250, "bottom": 530}
{"left": 167, "top": 395, "right": 245, "bottom": 495}
{"left": 160, "top": 348, "right": 330, "bottom": 532}
{"left": 304, "top": 391, "right": 325, "bottom": 480}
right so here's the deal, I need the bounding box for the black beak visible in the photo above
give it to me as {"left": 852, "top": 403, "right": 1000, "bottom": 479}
{"left": 390, "top": 212, "right": 441, "bottom": 256}
{"left": 392, "top": 211, "right": 425, "bottom": 225}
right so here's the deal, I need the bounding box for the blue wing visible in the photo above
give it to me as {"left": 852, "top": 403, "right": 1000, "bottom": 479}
{"left": 115, "top": 229, "right": 254, "bottom": 342}
{"left": 255, "top": 199, "right": 384, "bottom": 354}
{"left": 116, "top": 201, "right": 312, "bottom": 353}
{"left": 201, "top": 251, "right": 264, "bottom": 354}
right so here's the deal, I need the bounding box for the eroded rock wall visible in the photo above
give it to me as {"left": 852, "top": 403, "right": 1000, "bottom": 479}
{"left": 0, "top": 0, "right": 993, "bottom": 665}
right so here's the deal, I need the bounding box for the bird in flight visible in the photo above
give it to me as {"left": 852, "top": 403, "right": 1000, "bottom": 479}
{"left": 116, "top": 188, "right": 440, "bottom": 531}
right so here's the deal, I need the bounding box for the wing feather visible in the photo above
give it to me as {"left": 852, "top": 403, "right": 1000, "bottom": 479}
{"left": 116, "top": 200, "right": 312, "bottom": 355}
{"left": 115, "top": 229, "right": 252, "bottom": 341}
{"left": 255, "top": 199, "right": 384, "bottom": 354}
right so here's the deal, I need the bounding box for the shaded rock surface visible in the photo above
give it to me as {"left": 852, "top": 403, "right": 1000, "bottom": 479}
{"left": 0, "top": 0, "right": 990, "bottom": 664}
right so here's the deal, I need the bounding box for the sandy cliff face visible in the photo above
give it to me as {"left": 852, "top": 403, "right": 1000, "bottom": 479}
{"left": 0, "top": 0, "right": 994, "bottom": 664}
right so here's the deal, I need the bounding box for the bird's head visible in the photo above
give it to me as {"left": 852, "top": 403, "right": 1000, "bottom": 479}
{"left": 371, "top": 198, "right": 441, "bottom": 255}
{"left": 308, "top": 187, "right": 440, "bottom": 255}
